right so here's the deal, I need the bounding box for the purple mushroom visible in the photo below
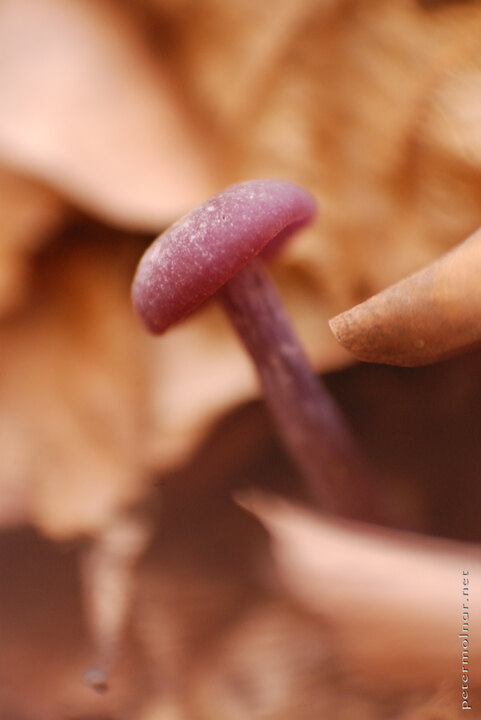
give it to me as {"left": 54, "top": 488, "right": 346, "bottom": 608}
{"left": 132, "top": 179, "right": 389, "bottom": 524}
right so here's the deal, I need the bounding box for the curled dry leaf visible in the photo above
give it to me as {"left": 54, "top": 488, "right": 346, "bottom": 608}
{"left": 0, "top": 165, "right": 66, "bottom": 317}
{"left": 0, "top": 0, "right": 215, "bottom": 231}
{"left": 0, "top": 232, "right": 154, "bottom": 538}
{"left": 1, "top": 476, "right": 477, "bottom": 718}
{"left": 241, "top": 492, "right": 481, "bottom": 689}
{"left": 329, "top": 225, "right": 481, "bottom": 366}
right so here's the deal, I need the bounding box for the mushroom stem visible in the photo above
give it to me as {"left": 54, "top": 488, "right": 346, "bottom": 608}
{"left": 219, "top": 258, "right": 388, "bottom": 523}
{"left": 132, "top": 180, "right": 397, "bottom": 525}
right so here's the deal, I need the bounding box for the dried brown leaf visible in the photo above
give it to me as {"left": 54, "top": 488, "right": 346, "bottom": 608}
{"left": 329, "top": 226, "right": 481, "bottom": 365}
{"left": 241, "top": 492, "right": 481, "bottom": 689}
{"left": 0, "top": 0, "right": 215, "bottom": 231}
{"left": 0, "top": 233, "right": 152, "bottom": 537}
{"left": 0, "top": 165, "right": 65, "bottom": 317}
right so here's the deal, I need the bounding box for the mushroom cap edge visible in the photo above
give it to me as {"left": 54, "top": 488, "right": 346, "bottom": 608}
{"left": 131, "top": 178, "right": 317, "bottom": 333}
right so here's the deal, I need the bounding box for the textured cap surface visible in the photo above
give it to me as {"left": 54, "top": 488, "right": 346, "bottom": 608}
{"left": 132, "top": 179, "right": 316, "bottom": 333}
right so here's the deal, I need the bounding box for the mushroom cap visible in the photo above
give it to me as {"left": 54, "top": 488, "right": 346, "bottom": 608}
{"left": 132, "top": 179, "right": 317, "bottom": 333}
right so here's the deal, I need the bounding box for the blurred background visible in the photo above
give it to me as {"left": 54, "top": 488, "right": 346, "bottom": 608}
{"left": 0, "top": 0, "right": 480, "bottom": 717}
